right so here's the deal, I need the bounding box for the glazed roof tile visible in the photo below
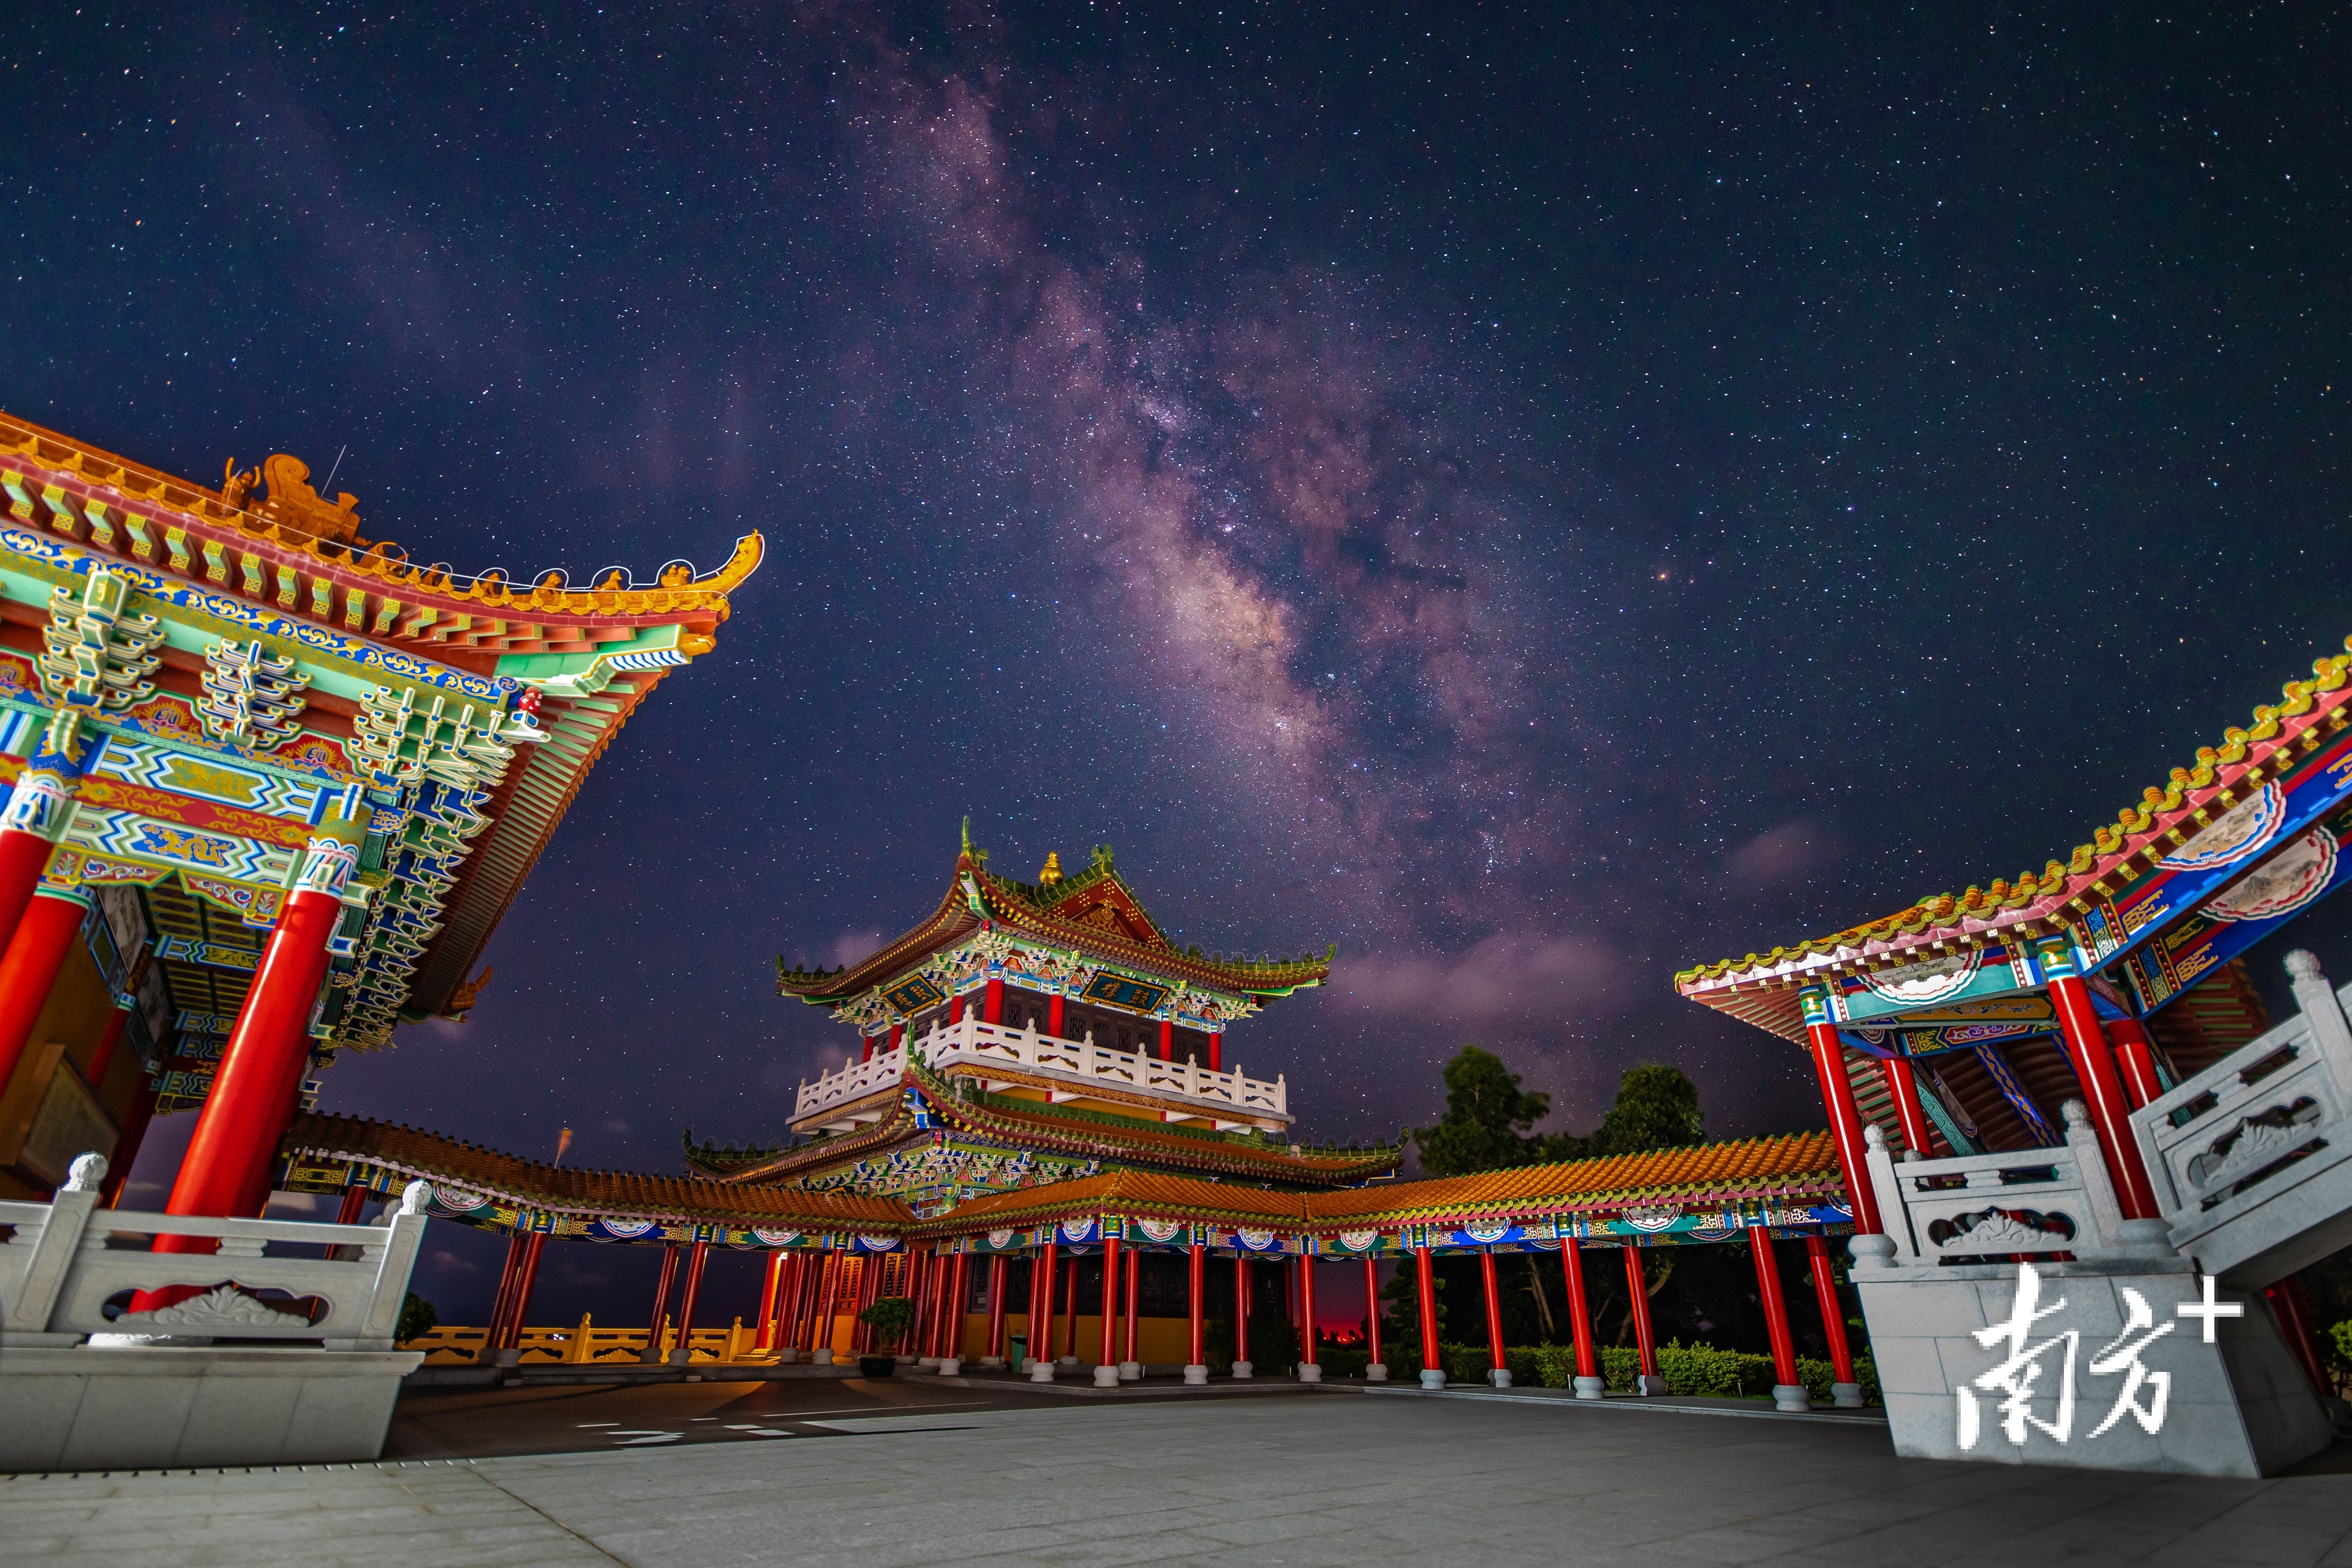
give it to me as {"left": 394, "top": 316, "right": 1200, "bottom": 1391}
{"left": 284, "top": 1113, "right": 910, "bottom": 1228}
{"left": 776, "top": 839, "right": 1333, "bottom": 1005}
{"left": 1677, "top": 640, "right": 2352, "bottom": 1032}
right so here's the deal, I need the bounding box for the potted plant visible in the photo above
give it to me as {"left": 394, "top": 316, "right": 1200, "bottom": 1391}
{"left": 856, "top": 1296, "right": 916, "bottom": 1377}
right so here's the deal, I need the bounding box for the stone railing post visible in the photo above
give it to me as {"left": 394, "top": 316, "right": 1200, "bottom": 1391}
{"left": 1276, "top": 1075, "right": 1287, "bottom": 1116}
{"left": 1855, "top": 1125, "right": 1911, "bottom": 1265}
{"left": 347, "top": 1182, "right": 430, "bottom": 1350}
{"left": 2059, "top": 1100, "right": 2126, "bottom": 1254}
{"left": 2, "top": 1151, "right": 104, "bottom": 1336}
{"left": 2287, "top": 949, "right": 2352, "bottom": 1095}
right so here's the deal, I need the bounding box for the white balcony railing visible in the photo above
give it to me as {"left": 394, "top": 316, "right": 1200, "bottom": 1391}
{"left": 0, "top": 1154, "right": 429, "bottom": 1349}
{"left": 1860, "top": 1100, "right": 2135, "bottom": 1267}
{"left": 793, "top": 1014, "right": 1288, "bottom": 1128}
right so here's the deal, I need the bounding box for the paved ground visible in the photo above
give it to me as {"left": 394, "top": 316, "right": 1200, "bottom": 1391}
{"left": 7, "top": 1387, "right": 2349, "bottom": 1567}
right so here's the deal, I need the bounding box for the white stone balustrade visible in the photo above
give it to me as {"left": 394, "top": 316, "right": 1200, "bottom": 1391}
{"left": 0, "top": 1153, "right": 430, "bottom": 1350}
{"left": 2129, "top": 948, "right": 2352, "bottom": 1288}
{"left": 1860, "top": 1100, "right": 2144, "bottom": 1267}
{"left": 794, "top": 1015, "right": 1288, "bottom": 1129}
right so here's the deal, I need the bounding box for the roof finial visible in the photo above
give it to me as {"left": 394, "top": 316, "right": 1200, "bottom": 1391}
{"left": 1039, "top": 851, "right": 1063, "bottom": 886}
{"left": 960, "top": 815, "right": 972, "bottom": 854}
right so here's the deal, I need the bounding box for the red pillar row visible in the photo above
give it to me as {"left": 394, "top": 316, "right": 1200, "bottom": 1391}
{"left": 1561, "top": 1239, "right": 1599, "bottom": 1387}
{"left": 1479, "top": 1251, "right": 1506, "bottom": 1380}
{"left": 1208, "top": 1032, "right": 1222, "bottom": 1072}
{"left": 1047, "top": 994, "right": 1065, "bottom": 1039}
{"left": 1121, "top": 1245, "right": 1140, "bottom": 1369}
{"left": 1098, "top": 1236, "right": 1123, "bottom": 1372}
{"left": 1622, "top": 1245, "right": 1659, "bottom": 1389}
{"left": 1802, "top": 1012, "right": 1884, "bottom": 1236}
{"left": 1362, "top": 1256, "right": 1382, "bottom": 1369}
{"left": 756, "top": 1250, "right": 788, "bottom": 1351}
{"left": 2107, "top": 1017, "right": 2167, "bottom": 1109}
{"left": 674, "top": 1237, "right": 710, "bottom": 1362}
{"left": 984, "top": 977, "right": 1004, "bottom": 1025}
{"left": 1158, "top": 1018, "right": 1174, "bottom": 1061}
{"left": 1879, "top": 1055, "right": 1938, "bottom": 1156}
{"left": 1298, "top": 1254, "right": 1319, "bottom": 1369}
{"left": 1232, "top": 1255, "right": 1251, "bottom": 1370}
{"left": 1805, "top": 1234, "right": 1858, "bottom": 1395}
{"left": 642, "top": 1242, "right": 681, "bottom": 1361}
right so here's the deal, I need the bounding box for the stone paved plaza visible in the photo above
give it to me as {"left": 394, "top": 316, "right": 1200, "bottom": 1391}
{"left": 6, "top": 1389, "right": 2349, "bottom": 1568}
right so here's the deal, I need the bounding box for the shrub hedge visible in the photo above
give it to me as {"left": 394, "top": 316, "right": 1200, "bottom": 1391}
{"left": 1370, "top": 1338, "right": 1878, "bottom": 1405}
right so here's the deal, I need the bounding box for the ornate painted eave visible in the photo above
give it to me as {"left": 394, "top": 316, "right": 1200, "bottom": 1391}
{"left": 1676, "top": 639, "right": 2352, "bottom": 1040}
{"left": 0, "top": 411, "right": 761, "bottom": 1032}
{"left": 283, "top": 1113, "right": 908, "bottom": 1229}
{"left": 775, "top": 839, "right": 1334, "bottom": 1006}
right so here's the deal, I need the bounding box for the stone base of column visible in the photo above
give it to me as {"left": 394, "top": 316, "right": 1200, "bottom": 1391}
{"left": 978, "top": 1355, "right": 1007, "bottom": 1369}
{"left": 1831, "top": 1381, "right": 1864, "bottom": 1408}
{"left": 1634, "top": 1373, "right": 1667, "bottom": 1396}
{"left": 773, "top": 1347, "right": 799, "bottom": 1364}
{"left": 1365, "top": 1362, "right": 1388, "bottom": 1382}
{"left": 1418, "top": 1368, "right": 1445, "bottom": 1390}
{"left": 666, "top": 1349, "right": 691, "bottom": 1367}
{"left": 810, "top": 1349, "right": 834, "bottom": 1366}
{"left": 1487, "top": 1368, "right": 1511, "bottom": 1388}
{"left": 1573, "top": 1375, "right": 1605, "bottom": 1401}
{"left": 1297, "top": 1362, "right": 1322, "bottom": 1383}
{"left": 490, "top": 1348, "right": 521, "bottom": 1369}
{"left": 893, "top": 1354, "right": 915, "bottom": 1365}
{"left": 637, "top": 1347, "right": 665, "bottom": 1364}
{"left": 937, "top": 1357, "right": 961, "bottom": 1376}
{"left": 1117, "top": 1360, "right": 1141, "bottom": 1381}
{"left": 1229, "top": 1359, "right": 1253, "bottom": 1380}
{"left": 1182, "top": 1363, "right": 1209, "bottom": 1385}
{"left": 1018, "top": 1355, "right": 1035, "bottom": 1372}
{"left": 916, "top": 1356, "right": 942, "bottom": 1369}
{"left": 1092, "top": 1363, "right": 1120, "bottom": 1387}
{"left": 1772, "top": 1383, "right": 1812, "bottom": 1412}
{"left": 1056, "top": 1355, "right": 1079, "bottom": 1369}
{"left": 1029, "top": 1360, "right": 1056, "bottom": 1382}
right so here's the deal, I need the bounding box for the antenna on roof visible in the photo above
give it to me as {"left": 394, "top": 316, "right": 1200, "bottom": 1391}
{"left": 320, "top": 444, "right": 349, "bottom": 495}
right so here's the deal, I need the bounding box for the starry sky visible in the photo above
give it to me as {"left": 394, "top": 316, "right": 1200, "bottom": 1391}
{"left": 7, "top": 4, "right": 2350, "bottom": 1323}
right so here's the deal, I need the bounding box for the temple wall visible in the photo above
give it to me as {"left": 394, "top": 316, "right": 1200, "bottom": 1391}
{"left": 0, "top": 939, "right": 125, "bottom": 1198}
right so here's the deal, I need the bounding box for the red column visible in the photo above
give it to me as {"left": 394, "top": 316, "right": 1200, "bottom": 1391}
{"left": 674, "top": 1236, "right": 710, "bottom": 1361}
{"left": 949, "top": 994, "right": 964, "bottom": 1024}
{"left": 1060, "top": 1252, "right": 1078, "bottom": 1359}
{"left": 485, "top": 1234, "right": 526, "bottom": 1353}
{"left": 644, "top": 1241, "right": 681, "bottom": 1360}
{"left": 1879, "top": 1056, "right": 1937, "bottom": 1156}
{"left": 1048, "top": 994, "right": 1065, "bottom": 1038}
{"left": 333, "top": 1185, "right": 367, "bottom": 1224}
{"left": 903, "top": 1247, "right": 929, "bottom": 1353}
{"left": 1032, "top": 1242, "right": 1057, "bottom": 1367}
{"left": 0, "top": 712, "right": 93, "bottom": 955}
{"left": 1363, "top": 1256, "right": 1383, "bottom": 1367}
{"left": 1158, "top": 1019, "right": 1174, "bottom": 1061}
{"left": 757, "top": 1250, "right": 787, "bottom": 1350}
{"left": 1479, "top": 1250, "right": 1506, "bottom": 1379}
{"left": 1805, "top": 1234, "right": 1857, "bottom": 1390}
{"left": 1187, "top": 1241, "right": 1206, "bottom": 1369}
{"left": 1098, "top": 1236, "right": 1122, "bottom": 1369}
{"left": 1622, "top": 1245, "right": 1659, "bottom": 1387}
{"left": 85, "top": 1005, "right": 130, "bottom": 1094}
{"left": 1561, "top": 1238, "right": 1598, "bottom": 1383}
{"left": 503, "top": 1233, "right": 548, "bottom": 1352}
{"left": 2047, "top": 970, "right": 2160, "bottom": 1219}
{"left": 888, "top": 1021, "right": 905, "bottom": 1056}
{"left": 807, "top": 1253, "right": 841, "bottom": 1356}
{"left": 986, "top": 1254, "right": 1009, "bottom": 1362}
{"left": 2107, "top": 1017, "right": 2165, "bottom": 1110}
{"left": 0, "top": 886, "right": 93, "bottom": 1098}
{"left": 159, "top": 792, "right": 367, "bottom": 1233}
{"left": 1121, "top": 1245, "right": 1140, "bottom": 1368}
{"left": 934, "top": 1248, "right": 955, "bottom": 1357}
{"left": 1299, "top": 1253, "right": 1319, "bottom": 1368}
{"left": 1749, "top": 1226, "right": 1800, "bottom": 1391}
{"left": 949, "top": 1249, "right": 971, "bottom": 1360}
{"left": 861, "top": 1033, "right": 875, "bottom": 1064}
{"left": 984, "top": 977, "right": 1004, "bottom": 1024}
{"left": 1208, "top": 1032, "right": 1222, "bottom": 1072}
{"left": 1802, "top": 1005, "right": 1884, "bottom": 1236}
{"left": 1414, "top": 1244, "right": 1441, "bottom": 1379}
{"left": 1233, "top": 1255, "right": 1251, "bottom": 1368}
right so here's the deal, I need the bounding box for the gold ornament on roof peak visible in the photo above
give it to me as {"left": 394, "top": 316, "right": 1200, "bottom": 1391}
{"left": 1038, "top": 851, "right": 1063, "bottom": 886}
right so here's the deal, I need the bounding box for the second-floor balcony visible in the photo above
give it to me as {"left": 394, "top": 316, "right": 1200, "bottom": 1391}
{"left": 791, "top": 1015, "right": 1288, "bottom": 1133}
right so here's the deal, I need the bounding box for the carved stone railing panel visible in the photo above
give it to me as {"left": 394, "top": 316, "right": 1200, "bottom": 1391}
{"left": 1862, "top": 1102, "right": 2129, "bottom": 1266}
{"left": 0, "top": 1154, "right": 429, "bottom": 1350}
{"left": 2129, "top": 950, "right": 2352, "bottom": 1287}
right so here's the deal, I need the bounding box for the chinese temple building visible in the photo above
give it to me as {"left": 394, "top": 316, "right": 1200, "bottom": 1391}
{"left": 1679, "top": 636, "right": 2352, "bottom": 1473}
{"left": 0, "top": 410, "right": 760, "bottom": 1223}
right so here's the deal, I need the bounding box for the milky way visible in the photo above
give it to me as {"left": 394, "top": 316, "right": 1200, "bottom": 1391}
{"left": 6, "top": 5, "right": 2348, "bottom": 1319}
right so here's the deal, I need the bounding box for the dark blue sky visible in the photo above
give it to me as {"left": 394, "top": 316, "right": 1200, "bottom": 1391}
{"left": 8, "top": 4, "right": 2349, "bottom": 1319}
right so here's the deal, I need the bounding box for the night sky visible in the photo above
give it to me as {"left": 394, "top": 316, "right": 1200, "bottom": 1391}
{"left": 7, "top": 5, "right": 2350, "bottom": 1326}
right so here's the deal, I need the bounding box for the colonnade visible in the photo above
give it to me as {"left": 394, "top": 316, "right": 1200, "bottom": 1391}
{"left": 442, "top": 1225, "right": 1854, "bottom": 1403}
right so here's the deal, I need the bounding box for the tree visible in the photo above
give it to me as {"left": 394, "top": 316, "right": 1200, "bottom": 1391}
{"left": 1414, "top": 1046, "right": 1552, "bottom": 1176}
{"left": 1594, "top": 1063, "right": 1705, "bottom": 1157}
{"left": 857, "top": 1294, "right": 917, "bottom": 1354}
{"left": 397, "top": 1291, "right": 438, "bottom": 1346}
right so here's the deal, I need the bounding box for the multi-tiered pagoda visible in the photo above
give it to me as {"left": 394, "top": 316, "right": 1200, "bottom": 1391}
{"left": 714, "top": 829, "right": 1397, "bottom": 1205}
